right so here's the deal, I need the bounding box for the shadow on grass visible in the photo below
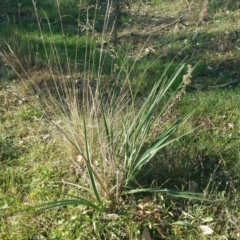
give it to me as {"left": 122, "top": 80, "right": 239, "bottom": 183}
{"left": 0, "top": 132, "right": 21, "bottom": 161}
{"left": 1, "top": 0, "right": 240, "bottom": 95}
{"left": 135, "top": 144, "right": 238, "bottom": 195}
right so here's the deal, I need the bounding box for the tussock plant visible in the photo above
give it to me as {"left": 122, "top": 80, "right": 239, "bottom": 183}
{"left": 1, "top": 0, "right": 213, "bottom": 216}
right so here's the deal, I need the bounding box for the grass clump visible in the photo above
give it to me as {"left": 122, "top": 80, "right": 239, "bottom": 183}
{"left": 1, "top": 0, "right": 240, "bottom": 239}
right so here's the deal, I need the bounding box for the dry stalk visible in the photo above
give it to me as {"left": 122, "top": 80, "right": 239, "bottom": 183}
{"left": 156, "top": 64, "right": 192, "bottom": 124}
{"left": 198, "top": 0, "right": 209, "bottom": 24}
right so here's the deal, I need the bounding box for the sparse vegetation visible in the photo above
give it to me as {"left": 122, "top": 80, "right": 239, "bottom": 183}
{"left": 1, "top": 0, "right": 240, "bottom": 239}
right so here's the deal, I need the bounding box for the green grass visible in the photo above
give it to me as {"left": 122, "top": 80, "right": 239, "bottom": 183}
{"left": 1, "top": 0, "right": 240, "bottom": 239}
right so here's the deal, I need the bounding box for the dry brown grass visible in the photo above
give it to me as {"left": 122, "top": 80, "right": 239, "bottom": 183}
{"left": 198, "top": 0, "right": 209, "bottom": 24}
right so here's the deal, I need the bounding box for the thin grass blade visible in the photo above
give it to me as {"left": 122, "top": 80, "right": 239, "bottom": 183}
{"left": 125, "top": 107, "right": 196, "bottom": 185}
{"left": 82, "top": 115, "right": 102, "bottom": 206}
{"left": 123, "top": 188, "right": 215, "bottom": 202}
{"left": 35, "top": 197, "right": 100, "bottom": 211}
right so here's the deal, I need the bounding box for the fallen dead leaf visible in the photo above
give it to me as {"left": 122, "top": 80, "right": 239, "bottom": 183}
{"left": 199, "top": 225, "right": 213, "bottom": 235}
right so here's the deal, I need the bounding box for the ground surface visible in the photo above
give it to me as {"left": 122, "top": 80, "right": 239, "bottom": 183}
{"left": 1, "top": 1, "right": 240, "bottom": 239}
